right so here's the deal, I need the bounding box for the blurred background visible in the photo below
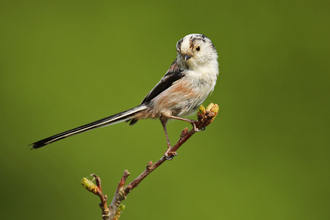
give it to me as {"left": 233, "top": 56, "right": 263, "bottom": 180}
{"left": 1, "top": 0, "right": 329, "bottom": 219}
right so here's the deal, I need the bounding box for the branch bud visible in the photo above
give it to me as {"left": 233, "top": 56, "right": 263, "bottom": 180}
{"left": 81, "top": 177, "right": 98, "bottom": 195}
{"left": 180, "top": 127, "right": 189, "bottom": 139}
{"left": 203, "top": 103, "right": 219, "bottom": 127}
{"left": 146, "top": 161, "right": 153, "bottom": 170}
{"left": 113, "top": 204, "right": 125, "bottom": 220}
{"left": 197, "top": 105, "right": 206, "bottom": 120}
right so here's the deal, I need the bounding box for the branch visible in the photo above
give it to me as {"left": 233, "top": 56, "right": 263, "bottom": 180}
{"left": 81, "top": 103, "right": 219, "bottom": 219}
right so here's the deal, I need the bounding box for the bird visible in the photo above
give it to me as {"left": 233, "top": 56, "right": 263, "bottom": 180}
{"left": 30, "top": 34, "right": 219, "bottom": 155}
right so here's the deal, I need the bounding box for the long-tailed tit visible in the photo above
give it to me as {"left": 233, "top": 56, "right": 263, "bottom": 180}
{"left": 31, "top": 34, "right": 219, "bottom": 153}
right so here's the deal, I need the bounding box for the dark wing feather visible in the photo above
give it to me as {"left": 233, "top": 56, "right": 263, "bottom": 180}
{"left": 140, "top": 59, "right": 184, "bottom": 104}
{"left": 128, "top": 59, "right": 184, "bottom": 126}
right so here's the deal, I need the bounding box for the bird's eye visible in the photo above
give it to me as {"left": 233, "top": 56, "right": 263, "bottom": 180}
{"left": 196, "top": 46, "right": 200, "bottom": 51}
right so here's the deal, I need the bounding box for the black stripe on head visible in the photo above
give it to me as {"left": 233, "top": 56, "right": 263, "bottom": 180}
{"left": 189, "top": 34, "right": 206, "bottom": 48}
{"left": 197, "top": 34, "right": 216, "bottom": 50}
{"left": 176, "top": 38, "right": 183, "bottom": 52}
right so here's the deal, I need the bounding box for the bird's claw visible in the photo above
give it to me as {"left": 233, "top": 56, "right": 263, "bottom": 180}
{"left": 164, "top": 148, "right": 177, "bottom": 160}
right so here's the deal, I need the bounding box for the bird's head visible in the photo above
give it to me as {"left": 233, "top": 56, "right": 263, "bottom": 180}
{"left": 176, "top": 34, "right": 218, "bottom": 69}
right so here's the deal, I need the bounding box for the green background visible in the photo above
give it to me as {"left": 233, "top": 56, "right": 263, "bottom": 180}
{"left": 1, "top": 0, "right": 329, "bottom": 219}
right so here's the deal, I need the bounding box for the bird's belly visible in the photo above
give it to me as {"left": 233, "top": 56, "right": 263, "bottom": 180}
{"left": 150, "top": 77, "right": 212, "bottom": 117}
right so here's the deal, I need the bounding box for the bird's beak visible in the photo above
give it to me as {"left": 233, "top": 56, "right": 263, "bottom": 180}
{"left": 184, "top": 54, "right": 192, "bottom": 61}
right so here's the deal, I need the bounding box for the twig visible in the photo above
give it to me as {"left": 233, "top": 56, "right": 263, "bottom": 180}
{"left": 81, "top": 103, "right": 219, "bottom": 219}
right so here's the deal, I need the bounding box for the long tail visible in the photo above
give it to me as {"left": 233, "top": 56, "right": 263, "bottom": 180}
{"left": 30, "top": 105, "right": 148, "bottom": 149}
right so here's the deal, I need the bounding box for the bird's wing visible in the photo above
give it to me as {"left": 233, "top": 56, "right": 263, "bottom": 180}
{"left": 140, "top": 59, "right": 184, "bottom": 104}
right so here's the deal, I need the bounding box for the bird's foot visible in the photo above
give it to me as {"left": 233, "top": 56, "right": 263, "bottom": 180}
{"left": 164, "top": 144, "right": 177, "bottom": 160}
{"left": 191, "top": 121, "right": 205, "bottom": 132}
